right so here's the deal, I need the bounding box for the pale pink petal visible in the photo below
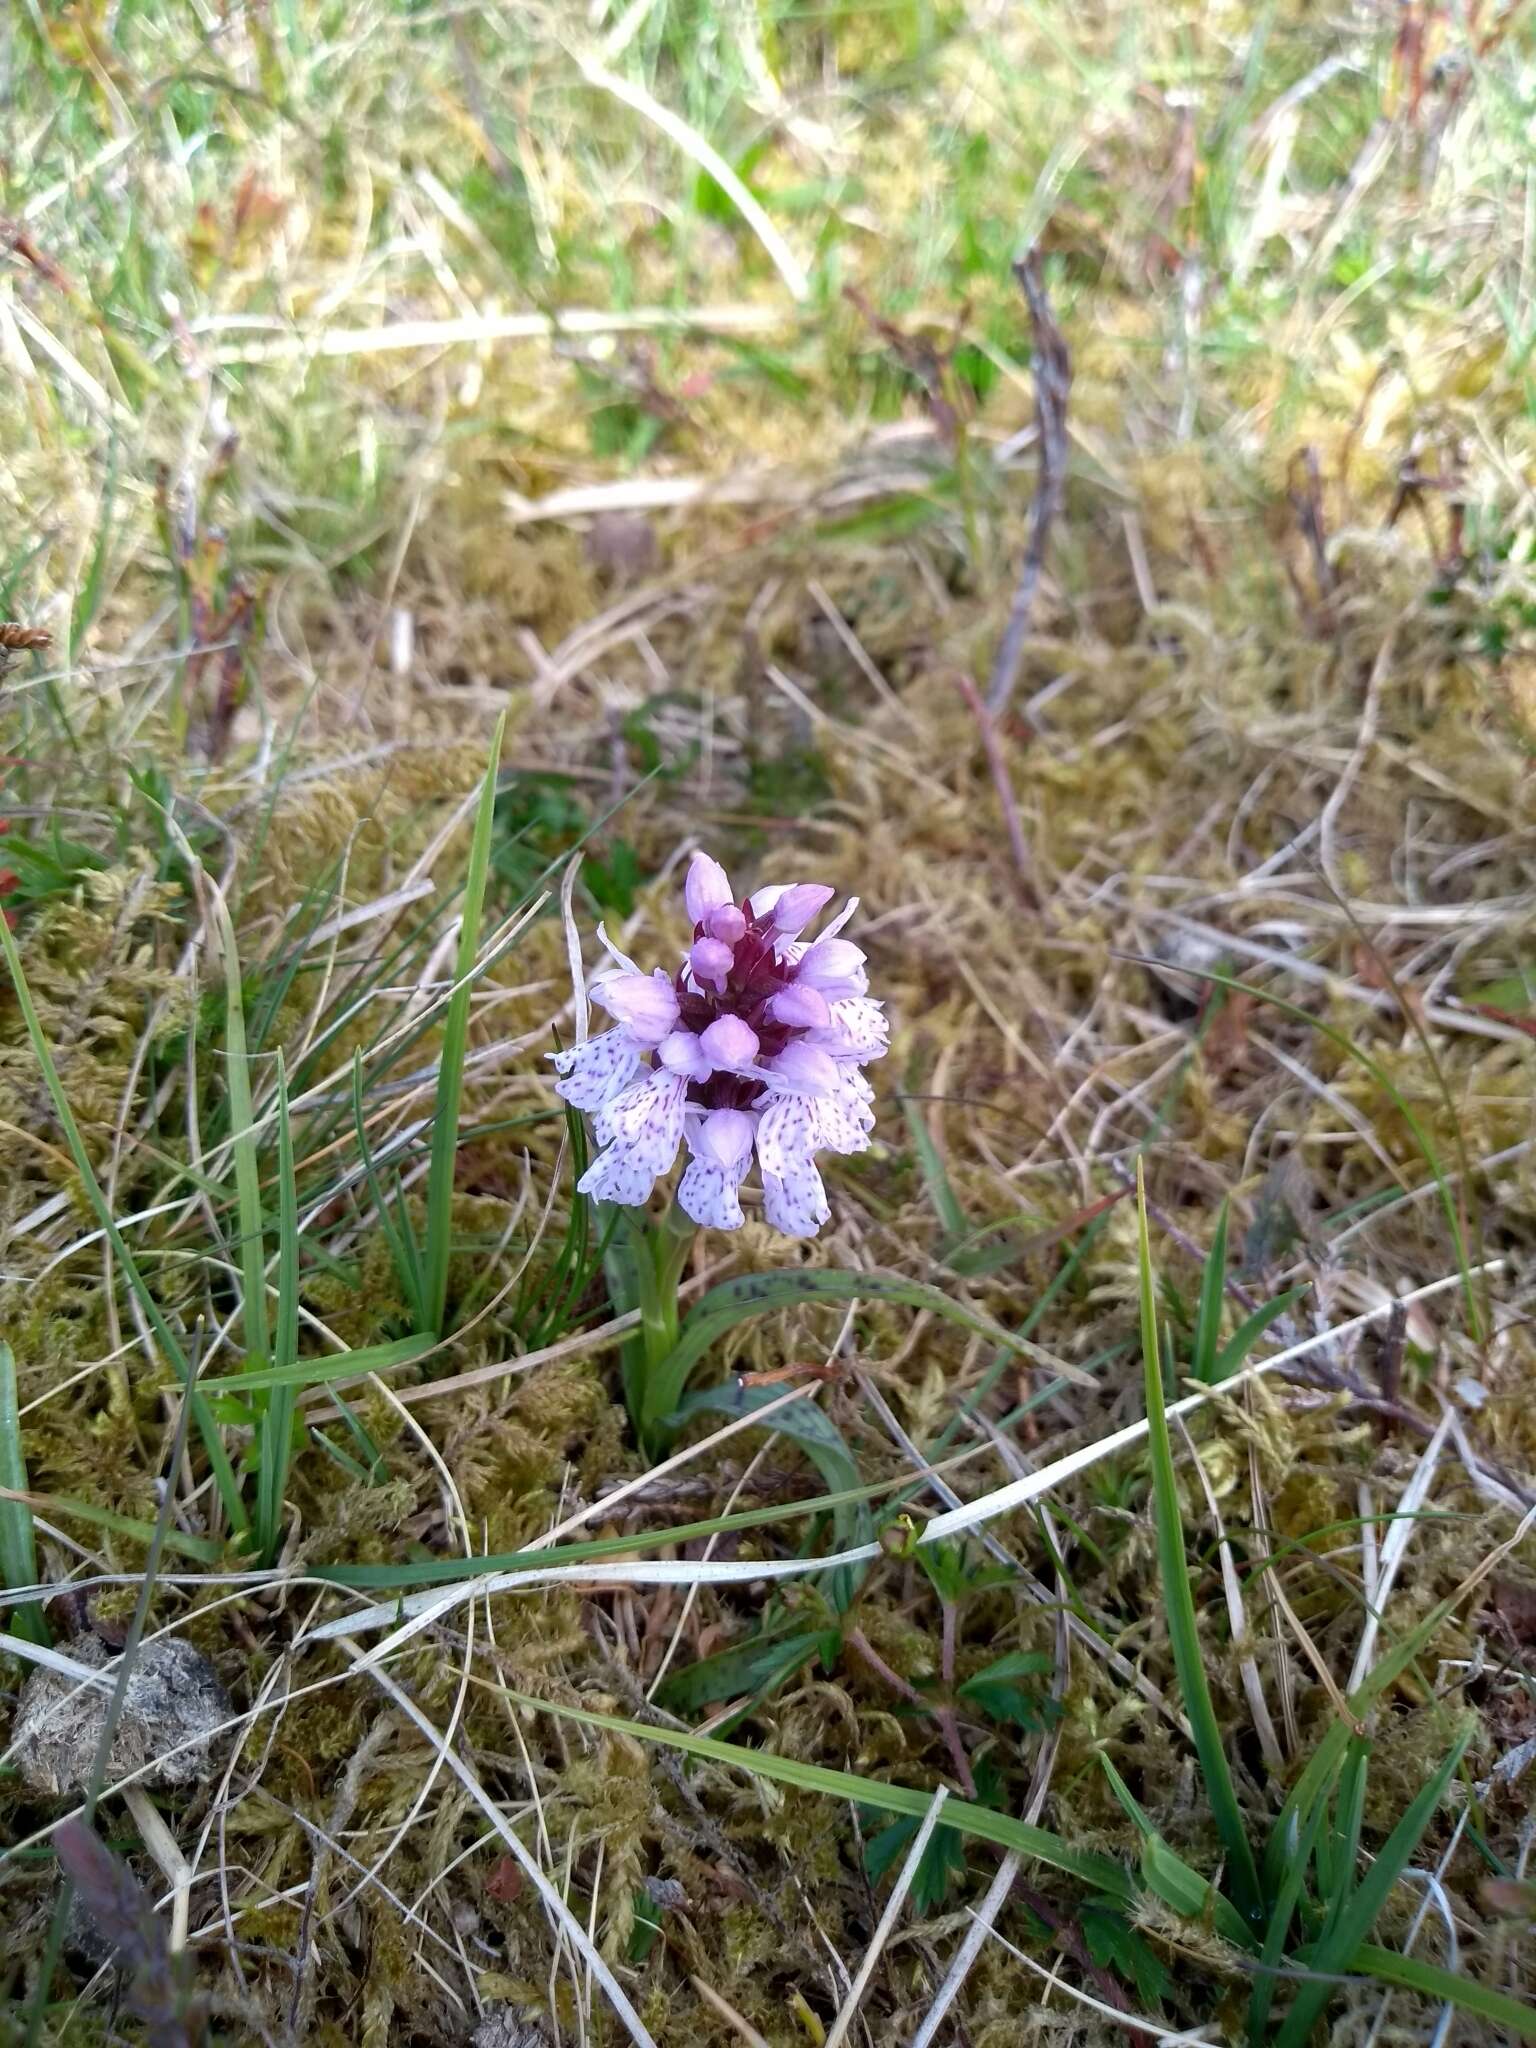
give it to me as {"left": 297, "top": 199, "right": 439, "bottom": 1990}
{"left": 690, "top": 1106, "right": 756, "bottom": 1171}
{"left": 678, "top": 1159, "right": 747, "bottom": 1229}
{"left": 769, "top": 983, "right": 831, "bottom": 1029}
{"left": 706, "top": 903, "right": 746, "bottom": 945}
{"left": 755, "top": 1091, "right": 819, "bottom": 1180}
{"left": 795, "top": 938, "right": 868, "bottom": 1000}
{"left": 685, "top": 851, "right": 734, "bottom": 926}
{"left": 817, "top": 898, "right": 859, "bottom": 943}
{"left": 595, "top": 922, "right": 644, "bottom": 976}
{"left": 592, "top": 969, "right": 679, "bottom": 1046}
{"left": 690, "top": 936, "right": 733, "bottom": 993}
{"left": 605, "top": 1070, "right": 689, "bottom": 1172}
{"left": 549, "top": 1027, "right": 642, "bottom": 1111}
{"left": 768, "top": 1041, "right": 840, "bottom": 1095}
{"left": 700, "top": 1014, "right": 759, "bottom": 1071}
{"left": 769, "top": 883, "right": 835, "bottom": 935}
{"left": 812, "top": 1076, "right": 875, "bottom": 1155}
{"left": 657, "top": 1030, "right": 712, "bottom": 1083}
{"left": 761, "top": 1158, "right": 829, "bottom": 1238}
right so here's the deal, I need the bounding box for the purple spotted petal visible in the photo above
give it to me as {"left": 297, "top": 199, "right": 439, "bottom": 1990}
{"left": 549, "top": 1027, "right": 643, "bottom": 1112}
{"left": 761, "top": 1158, "right": 829, "bottom": 1238}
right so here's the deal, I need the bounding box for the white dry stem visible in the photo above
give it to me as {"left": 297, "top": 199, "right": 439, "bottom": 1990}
{"left": 823, "top": 1787, "right": 949, "bottom": 2048}
{"left": 336, "top": 1642, "right": 658, "bottom": 2048}
{"left": 1347, "top": 1406, "right": 1454, "bottom": 1692}
{"left": 1178, "top": 1412, "right": 1285, "bottom": 1773}
{"left": 310, "top": 1263, "right": 1498, "bottom": 1647}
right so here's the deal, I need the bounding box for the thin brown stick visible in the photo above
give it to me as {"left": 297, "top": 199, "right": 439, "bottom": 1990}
{"left": 987, "top": 249, "right": 1071, "bottom": 716}
{"left": 954, "top": 668, "right": 1036, "bottom": 903}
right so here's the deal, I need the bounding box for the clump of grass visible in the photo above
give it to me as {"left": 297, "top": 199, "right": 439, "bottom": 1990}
{"left": 3, "top": 1, "right": 1536, "bottom": 2043}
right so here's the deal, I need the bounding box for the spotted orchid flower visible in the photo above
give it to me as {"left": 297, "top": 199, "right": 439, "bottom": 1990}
{"left": 550, "top": 852, "right": 886, "bottom": 1236}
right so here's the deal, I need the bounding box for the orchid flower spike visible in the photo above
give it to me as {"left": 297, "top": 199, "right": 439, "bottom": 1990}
{"left": 549, "top": 850, "right": 886, "bottom": 1237}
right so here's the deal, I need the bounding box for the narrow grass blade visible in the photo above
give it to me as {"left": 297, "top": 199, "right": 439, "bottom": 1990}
{"left": 498, "top": 1684, "right": 1134, "bottom": 1900}
{"left": 1136, "top": 1161, "right": 1262, "bottom": 1928}
{"left": 198, "top": 1331, "right": 436, "bottom": 1397}
{"left": 1099, "top": 1756, "right": 1254, "bottom": 1951}
{"left": 1212, "top": 1289, "right": 1304, "bottom": 1383}
{"left": 1191, "top": 1199, "right": 1230, "bottom": 1385}
{"left": 0, "top": 1486, "right": 222, "bottom": 1561}
{"left": 0, "top": 917, "right": 247, "bottom": 1538}
{"left": 1247, "top": 1777, "right": 1335, "bottom": 2041}
{"left": 0, "top": 1344, "right": 49, "bottom": 1646}
{"left": 1274, "top": 1727, "right": 1472, "bottom": 2048}
{"left": 217, "top": 896, "right": 271, "bottom": 1376}
{"left": 899, "top": 1088, "right": 969, "bottom": 1242}
{"left": 1158, "top": 964, "right": 1479, "bottom": 1338}
{"left": 423, "top": 710, "right": 507, "bottom": 1336}
{"left": 255, "top": 1051, "right": 299, "bottom": 1563}
{"left": 351, "top": 1053, "right": 426, "bottom": 1326}
{"left": 1346, "top": 1944, "right": 1536, "bottom": 2040}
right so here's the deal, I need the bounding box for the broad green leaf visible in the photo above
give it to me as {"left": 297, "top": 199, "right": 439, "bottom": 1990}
{"left": 667, "top": 1378, "right": 870, "bottom": 1609}
{"left": 958, "top": 1651, "right": 1059, "bottom": 1730}
{"left": 657, "top": 1627, "right": 835, "bottom": 1715}
{"left": 864, "top": 1814, "right": 969, "bottom": 1911}
{"left": 1100, "top": 1755, "right": 1255, "bottom": 1952}
{"left": 642, "top": 1266, "right": 1066, "bottom": 1442}
{"left": 1081, "top": 1905, "right": 1171, "bottom": 2007}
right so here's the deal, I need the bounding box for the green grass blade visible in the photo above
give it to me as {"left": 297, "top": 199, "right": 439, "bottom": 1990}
{"left": 1136, "top": 1160, "right": 1262, "bottom": 1928}
{"left": 1099, "top": 1756, "right": 1255, "bottom": 1950}
{"left": 1247, "top": 1776, "right": 1335, "bottom": 2041}
{"left": 351, "top": 1053, "right": 426, "bottom": 1326}
{"left": 899, "top": 1087, "right": 969, "bottom": 1242}
{"left": 1212, "top": 1288, "right": 1305, "bottom": 1383}
{"left": 0, "top": 1485, "right": 223, "bottom": 1562}
{"left": 198, "top": 1331, "right": 436, "bottom": 1397}
{"left": 1154, "top": 963, "right": 1478, "bottom": 1338}
{"left": 423, "top": 710, "right": 507, "bottom": 1336}
{"left": 1264, "top": 1560, "right": 1501, "bottom": 1899}
{"left": 217, "top": 896, "right": 271, "bottom": 1377}
{"left": 1274, "top": 1726, "right": 1472, "bottom": 2048}
{"left": 497, "top": 1684, "right": 1134, "bottom": 1900}
{"left": 0, "top": 1343, "right": 49, "bottom": 1646}
{"left": 1191, "top": 1199, "right": 1230, "bottom": 1385}
{"left": 1346, "top": 1944, "right": 1536, "bottom": 2039}
{"left": 0, "top": 917, "right": 247, "bottom": 1538}
{"left": 255, "top": 1051, "right": 300, "bottom": 1564}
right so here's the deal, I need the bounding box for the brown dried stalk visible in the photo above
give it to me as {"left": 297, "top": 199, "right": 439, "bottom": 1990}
{"left": 987, "top": 249, "right": 1071, "bottom": 717}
